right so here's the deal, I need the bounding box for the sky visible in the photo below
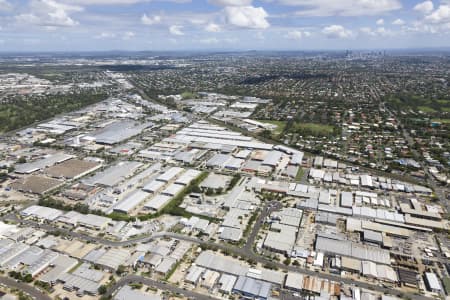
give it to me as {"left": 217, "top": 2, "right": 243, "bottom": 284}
{"left": 0, "top": 0, "right": 450, "bottom": 51}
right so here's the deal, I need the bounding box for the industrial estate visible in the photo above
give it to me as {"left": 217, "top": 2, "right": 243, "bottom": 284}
{"left": 0, "top": 51, "right": 449, "bottom": 300}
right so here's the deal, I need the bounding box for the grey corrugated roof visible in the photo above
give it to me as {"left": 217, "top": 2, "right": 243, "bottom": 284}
{"left": 195, "top": 251, "right": 247, "bottom": 276}
{"left": 233, "top": 276, "right": 271, "bottom": 299}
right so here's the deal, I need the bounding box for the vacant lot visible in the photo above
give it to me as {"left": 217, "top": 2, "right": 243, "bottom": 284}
{"left": 288, "top": 122, "right": 337, "bottom": 137}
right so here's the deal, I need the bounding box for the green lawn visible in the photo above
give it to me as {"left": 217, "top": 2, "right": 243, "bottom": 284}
{"left": 443, "top": 277, "right": 450, "bottom": 295}
{"left": 417, "top": 106, "right": 437, "bottom": 113}
{"left": 181, "top": 91, "right": 197, "bottom": 99}
{"left": 257, "top": 120, "right": 287, "bottom": 135}
{"left": 432, "top": 118, "right": 450, "bottom": 124}
{"left": 295, "top": 167, "right": 304, "bottom": 181}
{"left": 291, "top": 122, "right": 336, "bottom": 136}
{"left": 436, "top": 99, "right": 450, "bottom": 104}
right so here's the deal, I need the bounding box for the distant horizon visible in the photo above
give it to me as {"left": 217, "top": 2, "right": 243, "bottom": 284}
{"left": 1, "top": 47, "right": 450, "bottom": 55}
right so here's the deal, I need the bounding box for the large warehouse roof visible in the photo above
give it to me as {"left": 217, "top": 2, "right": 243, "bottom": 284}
{"left": 144, "top": 194, "right": 172, "bottom": 211}
{"left": 233, "top": 276, "right": 271, "bottom": 299}
{"left": 156, "top": 167, "right": 184, "bottom": 182}
{"left": 195, "top": 251, "right": 247, "bottom": 276}
{"left": 113, "top": 190, "right": 149, "bottom": 213}
{"left": 15, "top": 152, "right": 74, "bottom": 174}
{"left": 315, "top": 236, "right": 391, "bottom": 265}
{"left": 91, "top": 120, "right": 151, "bottom": 145}
{"left": 21, "top": 205, "right": 63, "bottom": 221}
{"left": 84, "top": 161, "right": 142, "bottom": 187}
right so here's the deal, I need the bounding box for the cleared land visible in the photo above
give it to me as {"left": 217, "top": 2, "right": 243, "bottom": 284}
{"left": 46, "top": 159, "right": 101, "bottom": 179}
{"left": 10, "top": 175, "right": 63, "bottom": 195}
{"left": 417, "top": 106, "right": 437, "bottom": 113}
{"left": 289, "top": 122, "right": 336, "bottom": 137}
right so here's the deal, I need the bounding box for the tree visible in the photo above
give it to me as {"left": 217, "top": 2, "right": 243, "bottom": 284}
{"left": 24, "top": 273, "right": 33, "bottom": 283}
{"left": 98, "top": 285, "right": 108, "bottom": 295}
{"left": 283, "top": 257, "right": 291, "bottom": 265}
{"left": 260, "top": 129, "right": 272, "bottom": 139}
{"left": 116, "top": 265, "right": 126, "bottom": 276}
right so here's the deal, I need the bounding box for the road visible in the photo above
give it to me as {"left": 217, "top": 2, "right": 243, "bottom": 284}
{"left": 4, "top": 214, "right": 432, "bottom": 300}
{"left": 243, "top": 201, "right": 281, "bottom": 252}
{"left": 106, "top": 275, "right": 215, "bottom": 300}
{"left": 0, "top": 276, "right": 52, "bottom": 300}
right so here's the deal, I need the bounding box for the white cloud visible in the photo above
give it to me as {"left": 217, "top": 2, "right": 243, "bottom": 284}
{"left": 404, "top": 20, "right": 438, "bottom": 33}
{"left": 190, "top": 18, "right": 207, "bottom": 25}
{"left": 122, "top": 31, "right": 135, "bottom": 40}
{"left": 62, "top": 0, "right": 191, "bottom": 5}
{"left": 0, "top": 0, "right": 12, "bottom": 11}
{"left": 376, "top": 18, "right": 384, "bottom": 25}
{"left": 15, "top": 0, "right": 83, "bottom": 27}
{"left": 95, "top": 31, "right": 136, "bottom": 40}
{"left": 284, "top": 29, "right": 310, "bottom": 40}
{"left": 376, "top": 26, "right": 395, "bottom": 36}
{"left": 210, "top": 0, "right": 270, "bottom": 30}
{"left": 95, "top": 32, "right": 116, "bottom": 39}
{"left": 425, "top": 5, "right": 450, "bottom": 23}
{"left": 141, "top": 14, "right": 162, "bottom": 25}
{"left": 209, "top": 0, "right": 252, "bottom": 6}
{"left": 169, "top": 25, "right": 184, "bottom": 35}
{"left": 205, "top": 22, "right": 221, "bottom": 32}
{"left": 414, "top": 1, "right": 434, "bottom": 14}
{"left": 322, "top": 24, "right": 353, "bottom": 38}
{"left": 392, "top": 18, "right": 405, "bottom": 25}
{"left": 285, "top": 30, "right": 303, "bottom": 39}
{"left": 279, "top": 0, "right": 401, "bottom": 17}
{"left": 360, "top": 27, "right": 376, "bottom": 36}
{"left": 360, "top": 26, "right": 395, "bottom": 37}
{"left": 199, "top": 37, "right": 219, "bottom": 44}
{"left": 224, "top": 6, "right": 270, "bottom": 29}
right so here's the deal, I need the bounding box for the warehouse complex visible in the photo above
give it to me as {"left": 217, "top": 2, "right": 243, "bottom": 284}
{"left": 1, "top": 90, "right": 448, "bottom": 300}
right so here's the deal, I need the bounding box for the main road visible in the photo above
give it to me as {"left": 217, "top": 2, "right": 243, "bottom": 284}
{"left": 0, "top": 276, "right": 52, "bottom": 300}
{"left": 106, "top": 275, "right": 215, "bottom": 300}
{"left": 3, "top": 213, "right": 433, "bottom": 300}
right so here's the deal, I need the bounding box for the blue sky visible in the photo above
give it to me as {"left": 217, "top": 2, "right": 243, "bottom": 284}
{"left": 0, "top": 0, "right": 450, "bottom": 51}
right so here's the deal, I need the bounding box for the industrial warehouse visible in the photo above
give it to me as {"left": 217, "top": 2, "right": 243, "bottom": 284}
{"left": 0, "top": 87, "right": 448, "bottom": 300}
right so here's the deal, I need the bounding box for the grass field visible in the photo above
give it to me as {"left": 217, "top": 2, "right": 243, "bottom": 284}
{"left": 181, "top": 91, "right": 197, "bottom": 99}
{"left": 258, "top": 120, "right": 287, "bottom": 135}
{"left": 437, "top": 99, "right": 450, "bottom": 104}
{"left": 417, "top": 106, "right": 437, "bottom": 113}
{"left": 443, "top": 277, "right": 450, "bottom": 295}
{"left": 432, "top": 118, "right": 450, "bottom": 124}
{"left": 291, "top": 122, "right": 336, "bottom": 136}
{"left": 295, "top": 167, "right": 304, "bottom": 181}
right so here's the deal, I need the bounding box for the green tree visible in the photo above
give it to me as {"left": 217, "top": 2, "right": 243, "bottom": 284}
{"left": 116, "top": 265, "right": 126, "bottom": 276}
{"left": 98, "top": 285, "right": 108, "bottom": 295}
